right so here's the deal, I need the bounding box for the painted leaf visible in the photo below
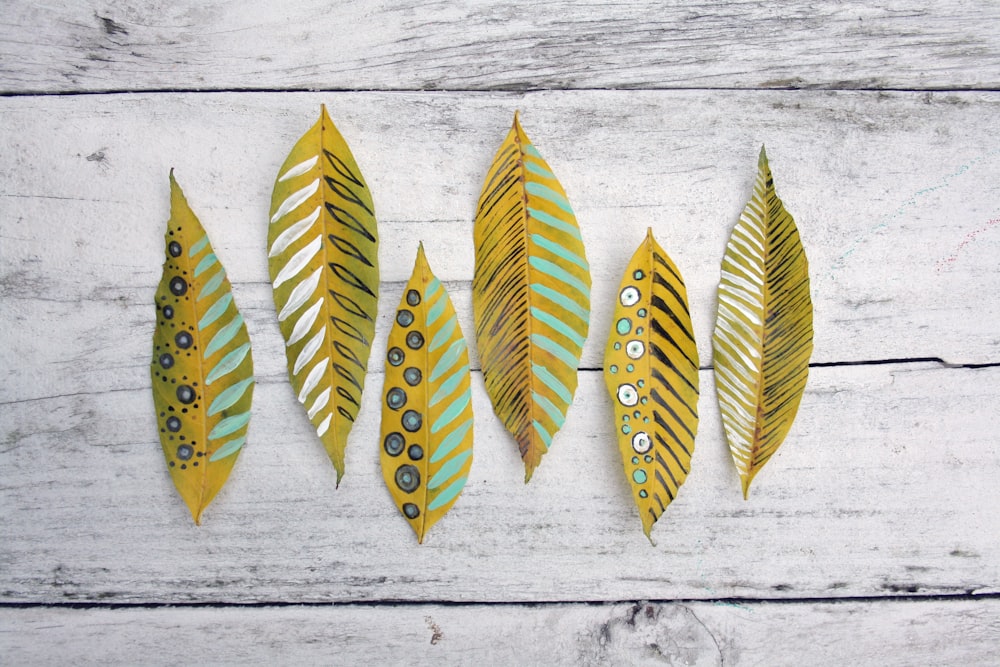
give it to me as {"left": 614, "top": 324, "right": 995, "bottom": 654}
{"left": 713, "top": 147, "right": 813, "bottom": 498}
{"left": 268, "top": 105, "right": 379, "bottom": 484}
{"left": 152, "top": 172, "right": 255, "bottom": 524}
{"left": 472, "top": 112, "right": 591, "bottom": 482}
{"left": 381, "top": 245, "right": 474, "bottom": 543}
{"left": 604, "top": 229, "right": 699, "bottom": 539}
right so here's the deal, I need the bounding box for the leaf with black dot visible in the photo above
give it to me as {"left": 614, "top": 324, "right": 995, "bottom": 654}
{"left": 604, "top": 229, "right": 699, "bottom": 540}
{"left": 380, "top": 244, "right": 473, "bottom": 543}
{"left": 151, "top": 171, "right": 255, "bottom": 524}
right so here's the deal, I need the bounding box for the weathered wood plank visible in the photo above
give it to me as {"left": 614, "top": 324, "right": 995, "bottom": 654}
{"left": 2, "top": 599, "right": 998, "bottom": 665}
{"left": 1, "top": 363, "right": 998, "bottom": 603}
{"left": 1, "top": 1, "right": 999, "bottom": 94}
{"left": 1, "top": 90, "right": 998, "bottom": 404}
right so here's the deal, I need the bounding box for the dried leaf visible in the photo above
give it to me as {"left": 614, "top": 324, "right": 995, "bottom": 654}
{"left": 268, "top": 105, "right": 379, "bottom": 483}
{"left": 605, "top": 229, "right": 699, "bottom": 538}
{"left": 713, "top": 147, "right": 813, "bottom": 498}
{"left": 381, "top": 245, "right": 474, "bottom": 543}
{"left": 472, "top": 112, "right": 591, "bottom": 481}
{"left": 152, "top": 172, "right": 255, "bottom": 524}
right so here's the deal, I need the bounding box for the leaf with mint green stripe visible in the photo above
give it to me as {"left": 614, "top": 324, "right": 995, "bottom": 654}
{"left": 472, "top": 112, "right": 591, "bottom": 482}
{"left": 151, "top": 172, "right": 255, "bottom": 524}
{"left": 381, "top": 245, "right": 474, "bottom": 543}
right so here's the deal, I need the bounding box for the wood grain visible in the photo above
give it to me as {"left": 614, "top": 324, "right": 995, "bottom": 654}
{"left": 3, "top": 600, "right": 998, "bottom": 665}
{"left": 1, "top": 1, "right": 998, "bottom": 94}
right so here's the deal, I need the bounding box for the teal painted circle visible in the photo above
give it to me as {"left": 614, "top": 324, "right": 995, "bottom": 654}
{"left": 638, "top": 489, "right": 648, "bottom": 498}
{"left": 623, "top": 414, "right": 630, "bottom": 422}
{"left": 616, "top": 318, "right": 632, "bottom": 335}
{"left": 640, "top": 397, "right": 648, "bottom": 405}
{"left": 644, "top": 454, "right": 653, "bottom": 464}
{"left": 632, "top": 469, "right": 648, "bottom": 484}
{"left": 631, "top": 456, "right": 639, "bottom": 465}
{"left": 626, "top": 364, "right": 634, "bottom": 372}
{"left": 633, "top": 270, "right": 644, "bottom": 280}
{"left": 609, "top": 364, "right": 618, "bottom": 374}
{"left": 637, "top": 308, "right": 647, "bottom": 318}
{"left": 635, "top": 326, "right": 644, "bottom": 335}
{"left": 621, "top": 424, "right": 632, "bottom": 435}
{"left": 643, "top": 417, "right": 650, "bottom": 423}
{"left": 613, "top": 342, "right": 621, "bottom": 350}
{"left": 633, "top": 410, "right": 641, "bottom": 419}
{"left": 637, "top": 379, "right": 645, "bottom": 388}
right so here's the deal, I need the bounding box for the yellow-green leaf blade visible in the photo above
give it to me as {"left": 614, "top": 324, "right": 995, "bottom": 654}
{"left": 604, "top": 229, "right": 699, "bottom": 538}
{"left": 713, "top": 147, "right": 813, "bottom": 498}
{"left": 472, "top": 113, "right": 591, "bottom": 482}
{"left": 268, "top": 105, "right": 379, "bottom": 483}
{"left": 152, "top": 172, "right": 255, "bottom": 524}
{"left": 381, "top": 245, "right": 474, "bottom": 543}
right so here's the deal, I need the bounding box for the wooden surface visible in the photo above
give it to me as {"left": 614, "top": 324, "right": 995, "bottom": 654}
{"left": 2, "top": 1, "right": 999, "bottom": 664}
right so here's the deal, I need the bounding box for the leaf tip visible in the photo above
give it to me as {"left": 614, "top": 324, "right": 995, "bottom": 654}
{"left": 741, "top": 476, "right": 752, "bottom": 500}
{"left": 758, "top": 144, "right": 769, "bottom": 169}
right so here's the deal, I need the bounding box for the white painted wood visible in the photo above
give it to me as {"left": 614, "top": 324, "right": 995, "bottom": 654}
{"left": 1, "top": 90, "right": 998, "bottom": 406}
{"left": 3, "top": 600, "right": 999, "bottom": 665}
{"left": 2, "top": 363, "right": 998, "bottom": 602}
{"left": 1, "top": 1, "right": 999, "bottom": 94}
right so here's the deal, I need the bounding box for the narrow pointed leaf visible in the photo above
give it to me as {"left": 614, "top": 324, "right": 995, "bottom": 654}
{"left": 713, "top": 147, "right": 813, "bottom": 498}
{"left": 472, "top": 112, "right": 591, "bottom": 482}
{"left": 268, "top": 106, "right": 379, "bottom": 483}
{"left": 381, "top": 245, "right": 474, "bottom": 543}
{"left": 152, "top": 172, "right": 255, "bottom": 524}
{"left": 604, "top": 229, "right": 699, "bottom": 539}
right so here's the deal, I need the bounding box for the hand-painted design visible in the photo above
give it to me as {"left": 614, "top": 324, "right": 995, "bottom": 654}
{"left": 713, "top": 147, "right": 813, "bottom": 499}
{"left": 268, "top": 105, "right": 379, "bottom": 484}
{"left": 152, "top": 172, "right": 255, "bottom": 524}
{"left": 472, "top": 112, "right": 591, "bottom": 482}
{"left": 604, "top": 228, "right": 699, "bottom": 540}
{"left": 381, "top": 245, "right": 474, "bottom": 543}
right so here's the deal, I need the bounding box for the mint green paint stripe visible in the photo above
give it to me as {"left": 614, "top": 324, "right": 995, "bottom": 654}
{"left": 424, "top": 277, "right": 442, "bottom": 302}
{"left": 428, "top": 450, "right": 472, "bottom": 489}
{"left": 198, "top": 269, "right": 226, "bottom": 301}
{"left": 431, "top": 391, "right": 471, "bottom": 434}
{"left": 426, "top": 292, "right": 447, "bottom": 327}
{"left": 526, "top": 182, "right": 574, "bottom": 214}
{"left": 430, "top": 339, "right": 465, "bottom": 382}
{"left": 204, "top": 314, "right": 244, "bottom": 357}
{"left": 530, "top": 306, "right": 585, "bottom": 348}
{"left": 205, "top": 342, "right": 251, "bottom": 385}
{"left": 198, "top": 293, "right": 233, "bottom": 330}
{"left": 523, "top": 144, "right": 542, "bottom": 159}
{"left": 427, "top": 475, "right": 468, "bottom": 511}
{"left": 529, "top": 256, "right": 590, "bottom": 298}
{"left": 531, "top": 333, "right": 578, "bottom": 369}
{"left": 208, "top": 436, "right": 245, "bottom": 462}
{"left": 532, "top": 362, "right": 573, "bottom": 404}
{"left": 430, "top": 419, "right": 472, "bottom": 463}
{"left": 188, "top": 235, "right": 209, "bottom": 257}
{"left": 207, "top": 377, "right": 255, "bottom": 416}
{"left": 532, "top": 391, "right": 566, "bottom": 430}
{"left": 524, "top": 161, "right": 554, "bottom": 178}
{"left": 429, "top": 316, "right": 457, "bottom": 352}
{"left": 532, "top": 420, "right": 552, "bottom": 450}
{"left": 526, "top": 207, "right": 581, "bottom": 239}
{"left": 531, "top": 233, "right": 588, "bottom": 270}
{"left": 430, "top": 364, "right": 469, "bottom": 406}
{"left": 208, "top": 411, "right": 251, "bottom": 441}
{"left": 531, "top": 284, "right": 588, "bottom": 322}
{"left": 194, "top": 253, "right": 218, "bottom": 277}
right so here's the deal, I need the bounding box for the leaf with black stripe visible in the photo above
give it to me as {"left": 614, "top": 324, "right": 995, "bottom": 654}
{"left": 713, "top": 147, "right": 813, "bottom": 498}
{"left": 268, "top": 105, "right": 379, "bottom": 484}
{"left": 472, "top": 112, "right": 591, "bottom": 482}
{"left": 604, "top": 229, "right": 699, "bottom": 539}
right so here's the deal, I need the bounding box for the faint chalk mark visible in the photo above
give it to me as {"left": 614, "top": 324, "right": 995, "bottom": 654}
{"left": 424, "top": 615, "right": 443, "bottom": 645}
{"left": 935, "top": 218, "right": 1000, "bottom": 272}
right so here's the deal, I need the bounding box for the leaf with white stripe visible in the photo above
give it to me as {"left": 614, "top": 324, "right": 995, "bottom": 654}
{"left": 381, "top": 245, "right": 474, "bottom": 543}
{"left": 472, "top": 112, "right": 591, "bottom": 482}
{"left": 152, "top": 172, "right": 255, "bottom": 524}
{"left": 713, "top": 147, "right": 813, "bottom": 498}
{"left": 268, "top": 105, "right": 379, "bottom": 484}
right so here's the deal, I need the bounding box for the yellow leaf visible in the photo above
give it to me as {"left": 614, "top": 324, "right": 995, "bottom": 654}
{"left": 605, "top": 229, "right": 699, "bottom": 539}
{"left": 381, "top": 245, "right": 474, "bottom": 543}
{"left": 151, "top": 172, "right": 255, "bottom": 524}
{"left": 268, "top": 106, "right": 379, "bottom": 484}
{"left": 472, "top": 112, "right": 591, "bottom": 482}
{"left": 713, "top": 147, "right": 813, "bottom": 498}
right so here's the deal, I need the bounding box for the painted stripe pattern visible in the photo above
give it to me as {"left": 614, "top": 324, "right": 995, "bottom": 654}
{"left": 604, "top": 229, "right": 699, "bottom": 539}
{"left": 267, "top": 105, "right": 379, "bottom": 484}
{"left": 472, "top": 113, "right": 591, "bottom": 482}
{"left": 151, "top": 173, "right": 254, "bottom": 524}
{"left": 381, "top": 246, "right": 474, "bottom": 543}
{"left": 713, "top": 147, "right": 813, "bottom": 498}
